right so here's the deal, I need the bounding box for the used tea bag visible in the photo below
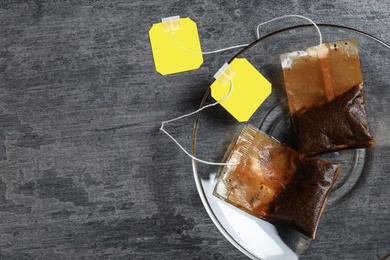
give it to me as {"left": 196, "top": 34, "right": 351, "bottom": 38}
{"left": 213, "top": 125, "right": 340, "bottom": 239}
{"left": 280, "top": 39, "right": 375, "bottom": 155}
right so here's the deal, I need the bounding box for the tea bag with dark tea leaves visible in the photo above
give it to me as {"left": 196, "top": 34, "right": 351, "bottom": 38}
{"left": 213, "top": 125, "right": 340, "bottom": 239}
{"left": 280, "top": 39, "right": 375, "bottom": 155}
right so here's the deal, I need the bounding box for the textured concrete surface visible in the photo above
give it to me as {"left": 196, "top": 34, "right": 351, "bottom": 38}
{"left": 1, "top": 1, "right": 389, "bottom": 259}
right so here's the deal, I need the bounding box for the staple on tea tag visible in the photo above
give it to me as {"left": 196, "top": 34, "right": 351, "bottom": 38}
{"left": 214, "top": 62, "right": 236, "bottom": 87}
{"left": 149, "top": 16, "right": 203, "bottom": 75}
{"left": 162, "top": 15, "right": 182, "bottom": 32}
{"left": 210, "top": 58, "right": 272, "bottom": 122}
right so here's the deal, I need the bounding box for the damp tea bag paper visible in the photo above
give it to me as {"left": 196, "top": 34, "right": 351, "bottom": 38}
{"left": 280, "top": 39, "right": 375, "bottom": 155}
{"left": 210, "top": 58, "right": 272, "bottom": 122}
{"left": 149, "top": 16, "right": 203, "bottom": 75}
{"left": 213, "top": 125, "right": 340, "bottom": 239}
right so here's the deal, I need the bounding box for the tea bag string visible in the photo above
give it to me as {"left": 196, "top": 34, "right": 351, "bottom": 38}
{"left": 160, "top": 71, "right": 238, "bottom": 166}
{"left": 169, "top": 14, "right": 322, "bottom": 56}
{"left": 256, "top": 14, "right": 322, "bottom": 44}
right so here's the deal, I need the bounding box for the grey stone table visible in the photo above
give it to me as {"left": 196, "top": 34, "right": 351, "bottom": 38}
{"left": 1, "top": 1, "right": 389, "bottom": 259}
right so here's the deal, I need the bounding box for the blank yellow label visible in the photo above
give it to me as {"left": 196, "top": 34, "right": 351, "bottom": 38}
{"left": 210, "top": 58, "right": 272, "bottom": 122}
{"left": 149, "top": 17, "right": 203, "bottom": 75}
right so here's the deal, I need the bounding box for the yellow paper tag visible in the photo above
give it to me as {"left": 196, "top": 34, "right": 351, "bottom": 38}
{"left": 149, "top": 16, "right": 203, "bottom": 75}
{"left": 210, "top": 58, "right": 272, "bottom": 122}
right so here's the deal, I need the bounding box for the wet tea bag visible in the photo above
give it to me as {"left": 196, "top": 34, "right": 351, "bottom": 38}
{"left": 213, "top": 125, "right": 340, "bottom": 239}
{"left": 280, "top": 39, "right": 375, "bottom": 155}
